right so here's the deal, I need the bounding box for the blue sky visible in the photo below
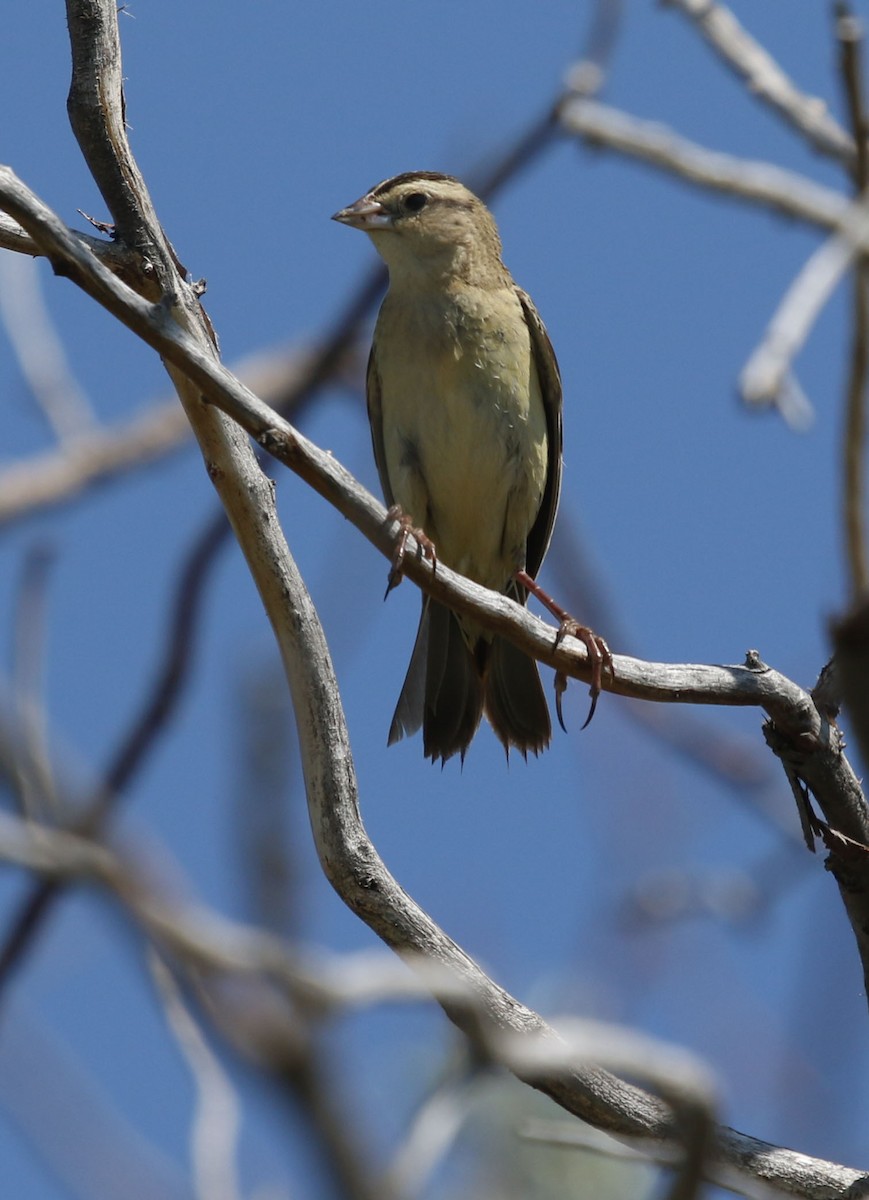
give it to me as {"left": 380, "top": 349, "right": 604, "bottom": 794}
{"left": 0, "top": 2, "right": 867, "bottom": 1197}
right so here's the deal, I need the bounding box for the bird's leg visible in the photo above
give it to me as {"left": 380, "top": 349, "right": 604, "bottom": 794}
{"left": 514, "top": 569, "right": 613, "bottom": 730}
{"left": 385, "top": 505, "right": 437, "bottom": 597}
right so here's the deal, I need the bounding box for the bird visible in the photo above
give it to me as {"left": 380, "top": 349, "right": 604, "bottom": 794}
{"left": 333, "top": 171, "right": 598, "bottom": 763}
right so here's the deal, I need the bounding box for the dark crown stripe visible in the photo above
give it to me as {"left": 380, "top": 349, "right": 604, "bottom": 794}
{"left": 370, "top": 171, "right": 461, "bottom": 196}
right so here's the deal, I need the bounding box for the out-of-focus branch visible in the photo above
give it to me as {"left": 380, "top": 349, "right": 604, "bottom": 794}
{"left": 833, "top": 601, "right": 869, "bottom": 776}
{"left": 0, "top": 1001, "right": 194, "bottom": 1200}
{"left": 838, "top": 4, "right": 869, "bottom": 600}
{"left": 559, "top": 98, "right": 850, "bottom": 228}
{"left": 0, "top": 253, "right": 96, "bottom": 441}
{"left": 10, "top": 546, "right": 58, "bottom": 823}
{"left": 149, "top": 953, "right": 242, "bottom": 1200}
{"left": 0, "top": 509, "right": 226, "bottom": 987}
{"left": 0, "top": 797, "right": 864, "bottom": 1195}
{"left": 664, "top": 0, "right": 855, "bottom": 164}
{"left": 739, "top": 211, "right": 869, "bottom": 415}
{"left": 0, "top": 399, "right": 189, "bottom": 527}
{"left": 0, "top": 343, "right": 348, "bottom": 532}
{"left": 843, "top": 248, "right": 869, "bottom": 600}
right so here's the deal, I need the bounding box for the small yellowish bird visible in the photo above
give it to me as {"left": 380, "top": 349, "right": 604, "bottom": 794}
{"left": 333, "top": 172, "right": 568, "bottom": 763}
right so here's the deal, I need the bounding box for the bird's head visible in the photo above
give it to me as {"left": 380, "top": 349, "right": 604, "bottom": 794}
{"left": 332, "top": 172, "right": 505, "bottom": 287}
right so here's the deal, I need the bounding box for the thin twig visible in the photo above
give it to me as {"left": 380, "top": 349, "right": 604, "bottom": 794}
{"left": 838, "top": 4, "right": 869, "bottom": 598}
{"left": 560, "top": 98, "right": 850, "bottom": 229}
{"left": 844, "top": 257, "right": 869, "bottom": 599}
{"left": 10, "top": 545, "right": 58, "bottom": 823}
{"left": 0, "top": 253, "right": 96, "bottom": 441}
{"left": 149, "top": 952, "right": 242, "bottom": 1200}
{"left": 0, "top": 1000, "right": 193, "bottom": 1200}
{"left": 739, "top": 212, "right": 869, "bottom": 414}
{"left": 664, "top": 0, "right": 855, "bottom": 164}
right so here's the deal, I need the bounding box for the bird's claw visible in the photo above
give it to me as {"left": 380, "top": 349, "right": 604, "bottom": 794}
{"left": 385, "top": 505, "right": 436, "bottom": 597}
{"left": 554, "top": 620, "right": 613, "bottom": 730}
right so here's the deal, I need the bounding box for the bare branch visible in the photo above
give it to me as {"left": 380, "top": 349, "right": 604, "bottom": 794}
{"left": 0, "top": 253, "right": 96, "bottom": 440}
{"left": 0, "top": 343, "right": 358, "bottom": 532}
{"left": 664, "top": 0, "right": 855, "bottom": 164}
{"left": 837, "top": 4, "right": 869, "bottom": 599}
{"left": 739, "top": 217, "right": 867, "bottom": 414}
{"left": 0, "top": 10, "right": 865, "bottom": 1198}
{"left": 3, "top": 170, "right": 867, "bottom": 900}
{"left": 0, "top": 1002, "right": 193, "bottom": 1200}
{"left": 10, "top": 546, "right": 58, "bottom": 823}
{"left": 0, "top": 508, "right": 226, "bottom": 986}
{"left": 0, "top": 811, "right": 864, "bottom": 1198}
{"left": 149, "top": 953, "right": 242, "bottom": 1200}
{"left": 0, "top": 400, "right": 191, "bottom": 526}
{"left": 559, "top": 98, "right": 850, "bottom": 228}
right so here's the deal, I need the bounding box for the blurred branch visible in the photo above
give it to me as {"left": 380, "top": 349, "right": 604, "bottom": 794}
{"left": 385, "top": 1065, "right": 483, "bottom": 1199}
{"left": 0, "top": 1001, "right": 194, "bottom": 1200}
{"left": 832, "top": 600, "right": 869, "bottom": 775}
{"left": 10, "top": 545, "right": 58, "bottom": 822}
{"left": 0, "top": 507, "right": 226, "bottom": 987}
{"left": 0, "top": 344, "right": 343, "bottom": 533}
{"left": 149, "top": 953, "right": 242, "bottom": 1200}
{"left": 0, "top": 810, "right": 864, "bottom": 1197}
{"left": 664, "top": 0, "right": 854, "bottom": 164}
{"left": 0, "top": 252, "right": 96, "bottom": 441}
{"left": 0, "top": 398, "right": 191, "bottom": 527}
{"left": 838, "top": 4, "right": 869, "bottom": 600}
{"left": 739, "top": 212, "right": 868, "bottom": 416}
{"left": 560, "top": 98, "right": 850, "bottom": 228}
{"left": 520, "top": 1120, "right": 792, "bottom": 1200}
{"left": 843, "top": 253, "right": 869, "bottom": 598}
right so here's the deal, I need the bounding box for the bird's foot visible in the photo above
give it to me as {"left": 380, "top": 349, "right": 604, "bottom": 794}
{"left": 385, "top": 505, "right": 436, "bottom": 597}
{"left": 515, "top": 569, "right": 613, "bottom": 730}
{"left": 553, "top": 620, "right": 613, "bottom": 730}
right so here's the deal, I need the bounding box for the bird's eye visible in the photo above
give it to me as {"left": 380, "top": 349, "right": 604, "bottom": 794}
{"left": 403, "top": 192, "right": 428, "bottom": 213}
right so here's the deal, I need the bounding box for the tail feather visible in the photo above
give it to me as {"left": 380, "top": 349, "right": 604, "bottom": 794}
{"left": 484, "top": 635, "right": 551, "bottom": 757}
{"left": 387, "top": 602, "right": 429, "bottom": 746}
{"left": 422, "top": 603, "right": 483, "bottom": 763}
{"left": 388, "top": 599, "right": 550, "bottom": 762}
{"left": 388, "top": 601, "right": 484, "bottom": 762}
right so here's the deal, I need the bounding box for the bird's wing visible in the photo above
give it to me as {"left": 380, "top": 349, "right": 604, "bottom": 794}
{"left": 516, "top": 287, "right": 563, "bottom": 580}
{"left": 366, "top": 342, "right": 396, "bottom": 508}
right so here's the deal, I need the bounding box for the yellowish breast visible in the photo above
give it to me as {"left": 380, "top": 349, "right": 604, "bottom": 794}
{"left": 374, "top": 284, "right": 548, "bottom": 590}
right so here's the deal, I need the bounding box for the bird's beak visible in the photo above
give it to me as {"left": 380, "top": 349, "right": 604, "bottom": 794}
{"left": 331, "top": 194, "right": 393, "bottom": 230}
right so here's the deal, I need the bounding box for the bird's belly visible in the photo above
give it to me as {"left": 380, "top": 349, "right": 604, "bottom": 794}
{"left": 379, "top": 340, "right": 547, "bottom": 591}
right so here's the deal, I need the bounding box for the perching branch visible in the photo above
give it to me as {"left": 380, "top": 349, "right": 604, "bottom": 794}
{"left": 2, "top": 164, "right": 868, "bottom": 993}
{"left": 0, "top": 5, "right": 866, "bottom": 1197}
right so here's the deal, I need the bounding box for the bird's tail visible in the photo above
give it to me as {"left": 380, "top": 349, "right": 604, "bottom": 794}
{"left": 484, "top": 634, "right": 551, "bottom": 759}
{"left": 388, "top": 600, "right": 484, "bottom": 764}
